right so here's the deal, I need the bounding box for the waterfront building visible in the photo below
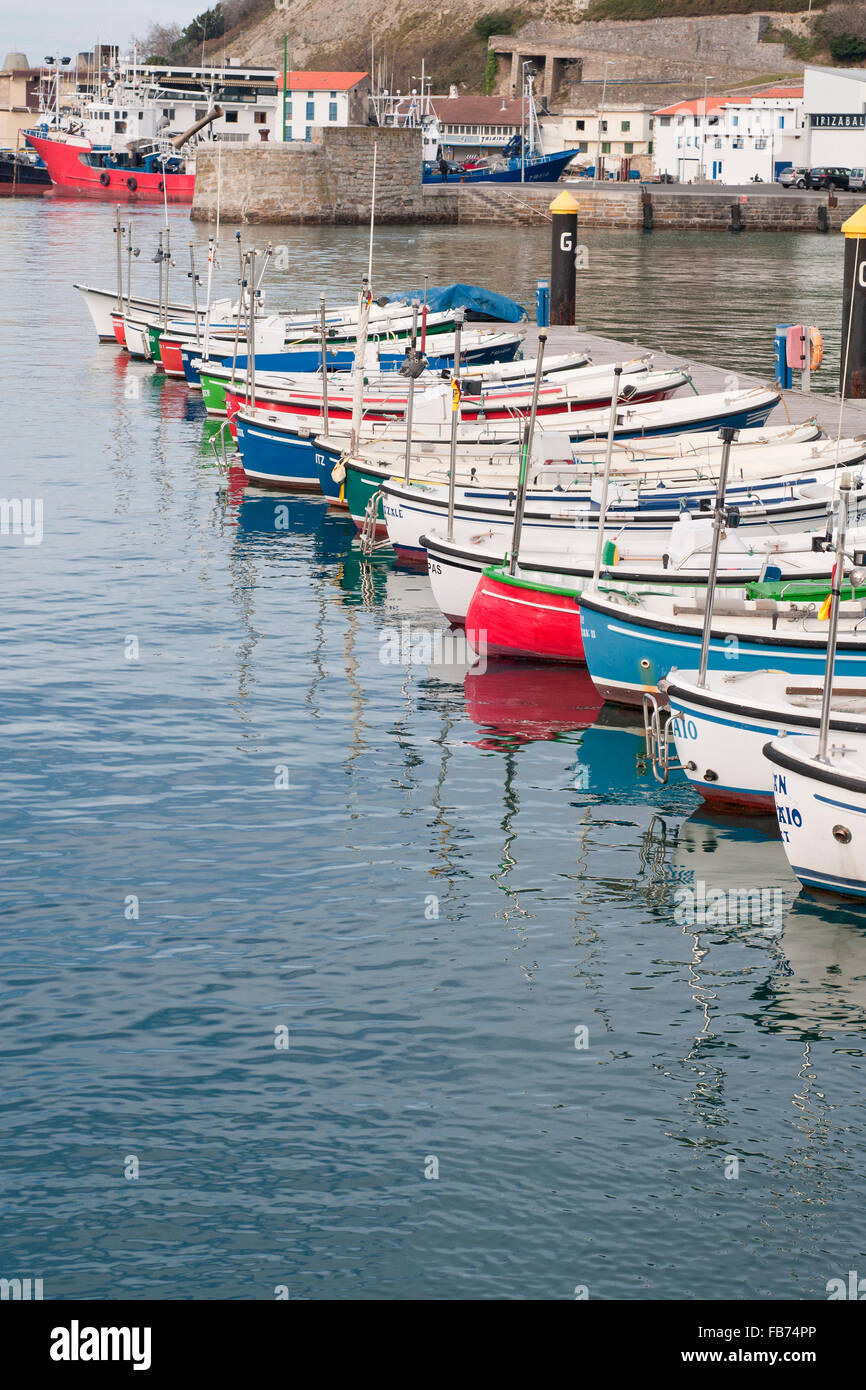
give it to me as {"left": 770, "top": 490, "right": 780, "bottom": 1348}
{"left": 654, "top": 87, "right": 804, "bottom": 183}
{"left": 277, "top": 71, "right": 371, "bottom": 144}
{"left": 0, "top": 53, "right": 41, "bottom": 145}
{"left": 429, "top": 95, "right": 524, "bottom": 158}
{"left": 540, "top": 104, "right": 656, "bottom": 179}
{"left": 803, "top": 65, "right": 866, "bottom": 168}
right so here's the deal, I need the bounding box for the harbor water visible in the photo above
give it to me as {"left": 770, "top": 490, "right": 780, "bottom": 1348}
{"left": 1, "top": 199, "right": 865, "bottom": 1300}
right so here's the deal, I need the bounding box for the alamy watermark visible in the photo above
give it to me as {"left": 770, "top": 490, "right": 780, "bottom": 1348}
{"left": 0, "top": 497, "right": 43, "bottom": 546}
{"left": 379, "top": 621, "right": 487, "bottom": 672}
{"left": 673, "top": 880, "right": 785, "bottom": 931}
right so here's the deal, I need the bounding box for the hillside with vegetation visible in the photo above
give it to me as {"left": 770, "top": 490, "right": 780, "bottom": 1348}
{"left": 135, "top": 1, "right": 864, "bottom": 92}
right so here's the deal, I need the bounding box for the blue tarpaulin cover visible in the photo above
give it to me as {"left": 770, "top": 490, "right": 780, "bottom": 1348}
{"left": 384, "top": 283, "right": 527, "bottom": 322}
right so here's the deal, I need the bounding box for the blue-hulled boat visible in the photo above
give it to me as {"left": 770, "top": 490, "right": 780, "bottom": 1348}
{"left": 234, "top": 409, "right": 327, "bottom": 491}
{"left": 423, "top": 147, "right": 581, "bottom": 185}
{"left": 578, "top": 586, "right": 866, "bottom": 707}
{"left": 181, "top": 332, "right": 522, "bottom": 389}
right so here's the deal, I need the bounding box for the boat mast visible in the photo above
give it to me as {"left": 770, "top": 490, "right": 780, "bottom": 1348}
{"left": 349, "top": 276, "right": 372, "bottom": 457}
{"left": 507, "top": 330, "right": 547, "bottom": 574}
{"left": 319, "top": 293, "right": 329, "bottom": 438}
{"left": 591, "top": 366, "right": 624, "bottom": 583}
{"left": 445, "top": 309, "right": 465, "bottom": 542}
{"left": 816, "top": 473, "right": 852, "bottom": 764}
{"left": 696, "top": 426, "right": 738, "bottom": 688}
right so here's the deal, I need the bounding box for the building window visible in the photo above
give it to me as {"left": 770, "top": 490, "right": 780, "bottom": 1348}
{"left": 161, "top": 107, "right": 175, "bottom": 119}
{"left": 649, "top": 118, "right": 654, "bottom": 129}
{"left": 286, "top": 102, "right": 292, "bottom": 119}
{"left": 307, "top": 90, "right": 314, "bottom": 97}
{"left": 305, "top": 126, "right": 311, "bottom": 142}
{"left": 648, "top": 140, "right": 653, "bottom": 154}
{"left": 306, "top": 100, "right": 314, "bottom": 120}
{"left": 659, "top": 116, "right": 670, "bottom": 127}
{"left": 624, "top": 141, "right": 633, "bottom": 154}
{"left": 254, "top": 111, "right": 266, "bottom": 124}
{"left": 328, "top": 101, "right": 337, "bottom": 121}
{"left": 225, "top": 110, "right": 238, "bottom": 123}
{"left": 732, "top": 115, "right": 739, "bottom": 127}
{"left": 576, "top": 118, "right": 585, "bottom": 130}
{"left": 600, "top": 119, "right": 607, "bottom": 132}
{"left": 714, "top": 137, "right": 721, "bottom": 148}
{"left": 601, "top": 141, "right": 610, "bottom": 154}
{"left": 330, "top": 90, "right": 336, "bottom": 98}
{"left": 778, "top": 115, "right": 785, "bottom": 129}
{"left": 195, "top": 107, "right": 206, "bottom": 119}
{"left": 621, "top": 120, "right": 630, "bottom": 131}
{"left": 577, "top": 142, "right": 587, "bottom": 152}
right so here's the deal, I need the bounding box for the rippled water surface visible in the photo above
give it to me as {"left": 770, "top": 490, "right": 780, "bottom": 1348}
{"left": 1, "top": 200, "right": 865, "bottom": 1301}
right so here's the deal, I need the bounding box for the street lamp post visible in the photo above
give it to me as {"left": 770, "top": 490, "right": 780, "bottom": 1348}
{"left": 699, "top": 75, "right": 713, "bottom": 183}
{"left": 593, "top": 61, "right": 612, "bottom": 188}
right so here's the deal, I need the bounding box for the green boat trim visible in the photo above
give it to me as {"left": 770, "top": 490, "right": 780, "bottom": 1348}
{"left": 480, "top": 561, "right": 864, "bottom": 605}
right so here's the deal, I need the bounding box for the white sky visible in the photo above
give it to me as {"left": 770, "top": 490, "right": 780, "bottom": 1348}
{"left": 0, "top": 1, "right": 207, "bottom": 65}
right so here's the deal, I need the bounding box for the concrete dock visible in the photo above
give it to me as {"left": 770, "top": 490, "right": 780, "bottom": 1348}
{"left": 517, "top": 323, "right": 866, "bottom": 437}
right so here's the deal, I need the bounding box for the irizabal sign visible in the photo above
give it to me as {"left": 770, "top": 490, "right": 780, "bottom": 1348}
{"left": 810, "top": 113, "right": 866, "bottom": 129}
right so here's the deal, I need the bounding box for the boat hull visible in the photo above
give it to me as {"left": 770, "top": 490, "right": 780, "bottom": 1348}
{"left": 766, "top": 737, "right": 866, "bottom": 898}
{"left": 25, "top": 132, "right": 194, "bottom": 200}
{"left": 235, "top": 414, "right": 324, "bottom": 491}
{"left": 580, "top": 594, "right": 866, "bottom": 707}
{"left": 466, "top": 571, "right": 586, "bottom": 662}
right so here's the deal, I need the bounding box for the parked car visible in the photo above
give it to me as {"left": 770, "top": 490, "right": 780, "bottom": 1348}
{"left": 778, "top": 166, "right": 809, "bottom": 188}
{"left": 808, "top": 166, "right": 851, "bottom": 190}
{"left": 850, "top": 167, "right": 866, "bottom": 191}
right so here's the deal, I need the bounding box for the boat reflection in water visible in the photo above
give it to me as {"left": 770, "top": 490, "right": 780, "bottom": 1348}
{"left": 640, "top": 808, "right": 866, "bottom": 1038}
{"left": 464, "top": 659, "right": 602, "bottom": 750}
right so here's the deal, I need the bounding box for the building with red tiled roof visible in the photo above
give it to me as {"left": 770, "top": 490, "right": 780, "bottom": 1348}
{"left": 654, "top": 85, "right": 806, "bottom": 184}
{"left": 276, "top": 70, "right": 371, "bottom": 142}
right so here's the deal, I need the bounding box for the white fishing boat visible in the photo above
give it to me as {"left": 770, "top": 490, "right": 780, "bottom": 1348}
{"left": 765, "top": 732, "right": 866, "bottom": 899}
{"left": 661, "top": 669, "right": 866, "bottom": 813}
{"left": 423, "top": 511, "right": 866, "bottom": 627}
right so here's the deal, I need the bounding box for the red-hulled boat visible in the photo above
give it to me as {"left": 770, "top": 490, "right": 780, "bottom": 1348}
{"left": 24, "top": 131, "right": 195, "bottom": 200}
{"left": 465, "top": 566, "right": 586, "bottom": 664}
{"left": 157, "top": 337, "right": 188, "bottom": 376}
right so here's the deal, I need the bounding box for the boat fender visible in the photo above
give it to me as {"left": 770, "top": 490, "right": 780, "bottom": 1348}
{"left": 809, "top": 328, "right": 823, "bottom": 371}
{"left": 127, "top": 175, "right": 137, "bottom": 192}
{"left": 331, "top": 460, "right": 347, "bottom": 484}
{"left": 158, "top": 180, "right": 165, "bottom": 192}
{"left": 99, "top": 171, "right": 111, "bottom": 186}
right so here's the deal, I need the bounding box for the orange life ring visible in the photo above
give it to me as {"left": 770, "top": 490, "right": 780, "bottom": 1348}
{"left": 809, "top": 327, "right": 823, "bottom": 371}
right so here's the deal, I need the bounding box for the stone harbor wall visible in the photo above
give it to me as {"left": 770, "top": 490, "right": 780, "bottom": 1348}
{"left": 423, "top": 185, "right": 863, "bottom": 233}
{"left": 191, "top": 126, "right": 431, "bottom": 224}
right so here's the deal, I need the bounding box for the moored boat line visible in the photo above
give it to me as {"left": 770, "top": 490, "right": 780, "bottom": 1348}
{"left": 76, "top": 218, "right": 866, "bottom": 900}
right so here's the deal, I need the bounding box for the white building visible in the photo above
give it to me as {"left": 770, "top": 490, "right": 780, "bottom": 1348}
{"left": 277, "top": 71, "right": 370, "bottom": 143}
{"left": 802, "top": 65, "right": 866, "bottom": 169}
{"left": 541, "top": 104, "right": 655, "bottom": 178}
{"left": 654, "top": 86, "right": 804, "bottom": 183}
